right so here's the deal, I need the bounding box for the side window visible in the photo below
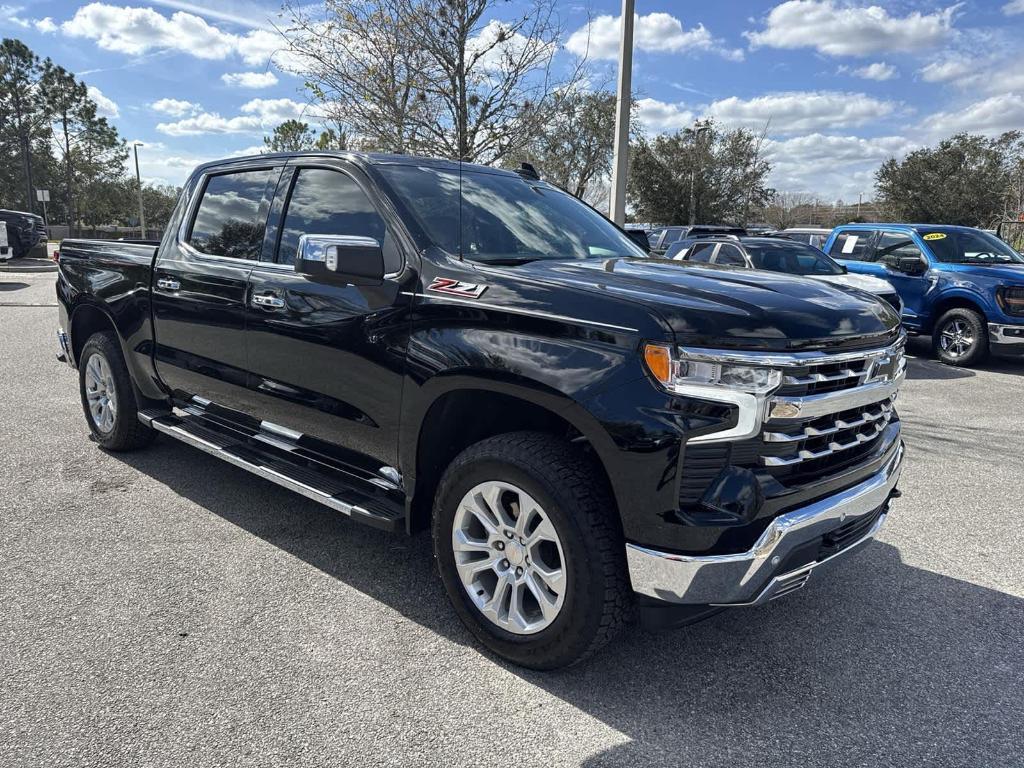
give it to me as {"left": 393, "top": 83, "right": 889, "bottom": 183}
{"left": 687, "top": 243, "right": 715, "bottom": 263}
{"left": 663, "top": 228, "right": 684, "bottom": 245}
{"left": 714, "top": 244, "right": 745, "bottom": 266}
{"left": 647, "top": 229, "right": 663, "bottom": 248}
{"left": 876, "top": 231, "right": 923, "bottom": 269}
{"left": 277, "top": 168, "right": 396, "bottom": 271}
{"left": 188, "top": 169, "right": 273, "bottom": 259}
{"left": 829, "top": 231, "right": 874, "bottom": 261}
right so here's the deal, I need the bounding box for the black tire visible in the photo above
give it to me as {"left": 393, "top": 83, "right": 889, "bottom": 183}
{"left": 432, "top": 431, "right": 631, "bottom": 670}
{"left": 78, "top": 332, "right": 155, "bottom": 451}
{"left": 932, "top": 308, "right": 988, "bottom": 367}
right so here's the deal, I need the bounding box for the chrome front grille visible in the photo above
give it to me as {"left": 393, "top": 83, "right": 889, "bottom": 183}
{"left": 763, "top": 401, "right": 894, "bottom": 467}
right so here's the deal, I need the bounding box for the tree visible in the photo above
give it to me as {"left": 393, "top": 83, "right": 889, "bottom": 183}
{"left": 875, "top": 132, "right": 1023, "bottom": 226}
{"left": 263, "top": 119, "right": 318, "bottom": 152}
{"left": 763, "top": 191, "right": 816, "bottom": 229}
{"left": 507, "top": 90, "right": 617, "bottom": 202}
{"left": 628, "top": 120, "right": 773, "bottom": 225}
{"left": 0, "top": 39, "right": 46, "bottom": 213}
{"left": 282, "top": 0, "right": 581, "bottom": 163}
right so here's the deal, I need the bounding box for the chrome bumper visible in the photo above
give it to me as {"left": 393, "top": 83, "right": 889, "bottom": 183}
{"left": 988, "top": 323, "right": 1024, "bottom": 345}
{"left": 626, "top": 442, "right": 904, "bottom": 607}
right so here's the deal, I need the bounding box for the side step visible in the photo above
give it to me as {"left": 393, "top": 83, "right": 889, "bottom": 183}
{"left": 139, "top": 409, "right": 405, "bottom": 532}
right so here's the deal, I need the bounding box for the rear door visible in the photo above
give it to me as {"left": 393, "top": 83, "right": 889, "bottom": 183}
{"left": 243, "top": 160, "right": 413, "bottom": 469}
{"left": 151, "top": 163, "right": 281, "bottom": 409}
{"left": 829, "top": 229, "right": 881, "bottom": 275}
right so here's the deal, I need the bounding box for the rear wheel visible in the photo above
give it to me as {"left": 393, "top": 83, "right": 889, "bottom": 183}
{"left": 433, "top": 432, "right": 630, "bottom": 669}
{"left": 933, "top": 308, "right": 988, "bottom": 366}
{"left": 78, "top": 332, "right": 155, "bottom": 451}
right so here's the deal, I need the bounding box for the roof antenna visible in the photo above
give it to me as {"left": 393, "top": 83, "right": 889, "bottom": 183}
{"left": 515, "top": 162, "right": 540, "bottom": 181}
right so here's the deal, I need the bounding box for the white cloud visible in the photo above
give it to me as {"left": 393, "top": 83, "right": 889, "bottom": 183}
{"left": 151, "top": 98, "right": 199, "bottom": 117}
{"left": 764, "top": 134, "right": 918, "bottom": 199}
{"left": 566, "top": 12, "right": 743, "bottom": 62}
{"left": 706, "top": 91, "right": 898, "bottom": 134}
{"left": 60, "top": 3, "right": 284, "bottom": 66}
{"left": 635, "top": 98, "right": 696, "bottom": 133}
{"left": 918, "top": 54, "right": 1024, "bottom": 95}
{"left": 466, "top": 20, "right": 554, "bottom": 74}
{"left": 842, "top": 62, "right": 898, "bottom": 81}
{"left": 925, "top": 94, "right": 1024, "bottom": 137}
{"left": 1004, "top": 0, "right": 1024, "bottom": 16}
{"left": 34, "top": 16, "right": 57, "bottom": 33}
{"left": 918, "top": 59, "right": 973, "bottom": 84}
{"left": 221, "top": 71, "right": 279, "bottom": 88}
{"left": 156, "top": 98, "right": 313, "bottom": 136}
{"left": 87, "top": 85, "right": 120, "bottom": 118}
{"left": 746, "top": 1, "right": 958, "bottom": 57}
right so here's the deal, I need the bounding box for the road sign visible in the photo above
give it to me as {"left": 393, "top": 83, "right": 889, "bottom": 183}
{"left": 36, "top": 189, "right": 50, "bottom": 202}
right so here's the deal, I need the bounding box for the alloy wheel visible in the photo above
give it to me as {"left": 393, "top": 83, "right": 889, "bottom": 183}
{"left": 451, "top": 481, "right": 567, "bottom": 635}
{"left": 939, "top": 319, "right": 975, "bottom": 358}
{"left": 84, "top": 352, "right": 117, "bottom": 433}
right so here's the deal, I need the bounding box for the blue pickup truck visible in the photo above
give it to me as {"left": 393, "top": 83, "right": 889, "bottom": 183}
{"left": 824, "top": 224, "right": 1024, "bottom": 366}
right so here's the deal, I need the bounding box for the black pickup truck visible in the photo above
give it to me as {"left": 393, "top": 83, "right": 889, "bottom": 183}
{"left": 56, "top": 152, "right": 906, "bottom": 669}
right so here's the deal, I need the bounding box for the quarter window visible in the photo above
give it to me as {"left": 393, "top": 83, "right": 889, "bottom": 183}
{"left": 188, "top": 169, "right": 274, "bottom": 260}
{"left": 277, "top": 168, "right": 394, "bottom": 269}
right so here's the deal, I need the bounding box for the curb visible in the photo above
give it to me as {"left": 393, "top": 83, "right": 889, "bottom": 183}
{"left": 0, "top": 259, "right": 57, "bottom": 273}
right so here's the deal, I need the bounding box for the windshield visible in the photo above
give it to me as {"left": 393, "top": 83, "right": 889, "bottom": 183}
{"left": 745, "top": 240, "right": 844, "bottom": 276}
{"left": 375, "top": 165, "right": 646, "bottom": 264}
{"left": 920, "top": 229, "right": 1024, "bottom": 265}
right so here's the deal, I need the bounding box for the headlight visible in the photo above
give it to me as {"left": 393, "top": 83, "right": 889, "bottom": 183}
{"left": 643, "top": 344, "right": 782, "bottom": 395}
{"left": 997, "top": 286, "right": 1024, "bottom": 317}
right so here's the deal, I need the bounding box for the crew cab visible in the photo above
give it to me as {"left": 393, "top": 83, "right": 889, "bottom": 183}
{"left": 56, "top": 152, "right": 905, "bottom": 669}
{"left": 0, "top": 208, "right": 47, "bottom": 259}
{"left": 666, "top": 235, "right": 902, "bottom": 313}
{"left": 825, "top": 224, "right": 1024, "bottom": 365}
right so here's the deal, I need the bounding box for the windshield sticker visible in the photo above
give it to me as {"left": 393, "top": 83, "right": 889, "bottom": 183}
{"left": 842, "top": 235, "right": 859, "bottom": 254}
{"left": 428, "top": 277, "right": 488, "bottom": 299}
{"left": 923, "top": 233, "right": 947, "bottom": 241}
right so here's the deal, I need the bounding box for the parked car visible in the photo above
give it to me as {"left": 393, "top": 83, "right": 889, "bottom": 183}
{"left": 666, "top": 236, "right": 903, "bottom": 314}
{"left": 56, "top": 152, "right": 905, "bottom": 669}
{"left": 824, "top": 224, "right": 1024, "bottom": 365}
{"left": 646, "top": 224, "right": 746, "bottom": 254}
{"left": 0, "top": 221, "right": 11, "bottom": 261}
{"left": 768, "top": 227, "right": 833, "bottom": 250}
{"left": 0, "top": 209, "right": 47, "bottom": 258}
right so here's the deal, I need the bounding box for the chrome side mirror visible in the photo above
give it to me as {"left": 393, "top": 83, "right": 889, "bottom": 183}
{"left": 296, "top": 234, "right": 385, "bottom": 285}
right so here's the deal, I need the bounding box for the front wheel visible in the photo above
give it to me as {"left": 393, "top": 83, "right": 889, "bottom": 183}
{"left": 433, "top": 432, "right": 631, "bottom": 669}
{"left": 933, "top": 308, "right": 988, "bottom": 367}
{"left": 78, "top": 332, "right": 155, "bottom": 451}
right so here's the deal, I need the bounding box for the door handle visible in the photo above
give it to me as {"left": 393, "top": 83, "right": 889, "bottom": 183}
{"left": 252, "top": 293, "right": 286, "bottom": 309}
{"left": 156, "top": 277, "right": 180, "bottom": 291}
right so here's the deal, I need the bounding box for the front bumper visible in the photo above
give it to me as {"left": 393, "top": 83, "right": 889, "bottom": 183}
{"left": 626, "top": 441, "right": 904, "bottom": 607}
{"left": 988, "top": 323, "right": 1024, "bottom": 346}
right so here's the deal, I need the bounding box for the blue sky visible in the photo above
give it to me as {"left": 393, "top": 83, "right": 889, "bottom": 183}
{"left": 2, "top": 0, "right": 1023, "bottom": 201}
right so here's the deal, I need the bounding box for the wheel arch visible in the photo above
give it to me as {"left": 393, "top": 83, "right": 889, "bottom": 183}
{"left": 403, "top": 375, "right": 621, "bottom": 534}
{"left": 929, "top": 293, "right": 988, "bottom": 333}
{"left": 69, "top": 300, "right": 119, "bottom": 366}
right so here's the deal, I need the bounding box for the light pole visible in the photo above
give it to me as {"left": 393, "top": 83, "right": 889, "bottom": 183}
{"left": 689, "top": 121, "right": 710, "bottom": 226}
{"left": 608, "top": 0, "right": 634, "bottom": 225}
{"left": 133, "top": 142, "right": 147, "bottom": 239}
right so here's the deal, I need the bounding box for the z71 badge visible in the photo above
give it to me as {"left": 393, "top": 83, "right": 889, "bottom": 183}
{"left": 428, "top": 277, "right": 488, "bottom": 299}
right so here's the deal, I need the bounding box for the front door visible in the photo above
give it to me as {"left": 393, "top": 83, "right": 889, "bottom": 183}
{"left": 874, "top": 230, "right": 931, "bottom": 327}
{"left": 151, "top": 164, "right": 281, "bottom": 411}
{"left": 243, "top": 162, "right": 413, "bottom": 470}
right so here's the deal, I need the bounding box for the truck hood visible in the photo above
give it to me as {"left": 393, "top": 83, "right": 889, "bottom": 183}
{"left": 813, "top": 272, "right": 895, "bottom": 295}
{"left": 510, "top": 258, "right": 901, "bottom": 349}
{"left": 945, "top": 263, "right": 1024, "bottom": 282}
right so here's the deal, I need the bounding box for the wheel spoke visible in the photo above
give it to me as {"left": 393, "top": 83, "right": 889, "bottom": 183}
{"left": 507, "top": 583, "right": 529, "bottom": 631}
{"left": 453, "top": 529, "right": 492, "bottom": 554}
{"left": 529, "top": 561, "right": 565, "bottom": 595}
{"left": 455, "top": 555, "right": 496, "bottom": 582}
{"left": 480, "top": 484, "right": 510, "bottom": 529}
{"left": 524, "top": 517, "right": 558, "bottom": 548}
{"left": 483, "top": 572, "right": 512, "bottom": 618}
{"left": 525, "top": 571, "right": 560, "bottom": 622}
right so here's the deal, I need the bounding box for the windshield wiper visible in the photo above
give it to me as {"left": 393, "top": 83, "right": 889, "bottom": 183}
{"left": 475, "top": 256, "right": 546, "bottom": 266}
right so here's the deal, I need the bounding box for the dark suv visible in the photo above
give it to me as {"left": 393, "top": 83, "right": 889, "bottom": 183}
{"left": 0, "top": 209, "right": 47, "bottom": 258}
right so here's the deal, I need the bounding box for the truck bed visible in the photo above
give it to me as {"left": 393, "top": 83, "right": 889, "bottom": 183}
{"left": 59, "top": 239, "right": 159, "bottom": 264}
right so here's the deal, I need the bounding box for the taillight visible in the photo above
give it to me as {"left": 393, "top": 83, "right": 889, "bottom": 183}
{"left": 52, "top": 249, "right": 60, "bottom": 263}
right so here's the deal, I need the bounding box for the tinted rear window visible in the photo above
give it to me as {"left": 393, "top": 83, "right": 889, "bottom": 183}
{"left": 829, "top": 231, "right": 874, "bottom": 261}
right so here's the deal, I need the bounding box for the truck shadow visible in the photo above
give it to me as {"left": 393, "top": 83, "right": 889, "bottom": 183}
{"left": 111, "top": 441, "right": 1024, "bottom": 766}
{"left": 905, "top": 337, "right": 1024, "bottom": 379}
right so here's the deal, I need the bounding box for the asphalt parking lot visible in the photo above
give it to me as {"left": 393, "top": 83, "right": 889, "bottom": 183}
{"left": 2, "top": 270, "right": 1022, "bottom": 767}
